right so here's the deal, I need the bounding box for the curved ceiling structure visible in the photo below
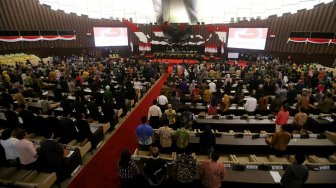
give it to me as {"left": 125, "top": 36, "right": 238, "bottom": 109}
{"left": 39, "top": 0, "right": 333, "bottom": 24}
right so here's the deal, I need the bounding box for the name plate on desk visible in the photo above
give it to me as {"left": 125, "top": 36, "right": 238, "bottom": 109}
{"left": 292, "top": 134, "right": 300, "bottom": 138}
{"left": 246, "top": 165, "right": 258, "bottom": 170}
{"left": 132, "top": 156, "right": 140, "bottom": 161}
{"left": 66, "top": 150, "right": 74, "bottom": 158}
{"left": 309, "top": 134, "right": 318, "bottom": 138}
{"left": 271, "top": 165, "right": 283, "bottom": 170}
{"left": 224, "top": 164, "right": 231, "bottom": 168}
{"left": 319, "top": 166, "right": 330, "bottom": 170}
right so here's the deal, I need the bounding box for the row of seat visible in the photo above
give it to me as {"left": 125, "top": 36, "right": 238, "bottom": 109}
{"left": 0, "top": 167, "right": 56, "bottom": 188}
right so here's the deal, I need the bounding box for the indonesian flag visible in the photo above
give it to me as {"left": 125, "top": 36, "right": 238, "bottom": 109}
{"left": 0, "top": 36, "right": 22, "bottom": 42}
{"left": 139, "top": 43, "right": 144, "bottom": 51}
{"left": 21, "top": 36, "right": 42, "bottom": 42}
{"left": 205, "top": 44, "right": 209, "bottom": 53}
{"left": 59, "top": 35, "right": 76, "bottom": 40}
{"left": 211, "top": 44, "right": 216, "bottom": 53}
{"left": 145, "top": 43, "right": 151, "bottom": 51}
{"left": 42, "top": 35, "right": 60, "bottom": 41}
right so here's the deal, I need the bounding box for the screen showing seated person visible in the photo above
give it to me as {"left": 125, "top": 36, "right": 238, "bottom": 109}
{"left": 93, "top": 27, "right": 128, "bottom": 47}
{"left": 227, "top": 28, "right": 268, "bottom": 50}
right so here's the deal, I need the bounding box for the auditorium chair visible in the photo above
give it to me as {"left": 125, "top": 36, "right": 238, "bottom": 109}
{"left": 132, "top": 148, "right": 176, "bottom": 161}
{"left": 14, "top": 171, "right": 57, "bottom": 188}
{"left": 193, "top": 153, "right": 238, "bottom": 165}
{"left": 132, "top": 148, "right": 176, "bottom": 177}
{"left": 0, "top": 167, "right": 32, "bottom": 184}
{"left": 90, "top": 122, "right": 111, "bottom": 134}
{"left": 326, "top": 131, "right": 336, "bottom": 144}
{"left": 306, "top": 155, "right": 336, "bottom": 166}
{"left": 267, "top": 155, "right": 292, "bottom": 165}
{"left": 253, "top": 155, "right": 279, "bottom": 165}
{"left": 67, "top": 140, "right": 92, "bottom": 157}
{"left": 235, "top": 155, "right": 259, "bottom": 165}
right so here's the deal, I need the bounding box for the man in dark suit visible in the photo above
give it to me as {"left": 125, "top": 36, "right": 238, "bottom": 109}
{"left": 74, "top": 113, "right": 96, "bottom": 148}
{"left": 4, "top": 104, "right": 20, "bottom": 129}
{"left": 59, "top": 114, "right": 78, "bottom": 144}
{"left": 60, "top": 99, "right": 73, "bottom": 117}
{"left": 102, "top": 99, "right": 116, "bottom": 130}
{"left": 144, "top": 147, "right": 168, "bottom": 187}
{"left": 37, "top": 130, "right": 69, "bottom": 182}
{"left": 18, "top": 104, "right": 35, "bottom": 133}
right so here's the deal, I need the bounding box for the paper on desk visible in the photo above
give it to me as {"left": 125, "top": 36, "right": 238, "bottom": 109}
{"left": 66, "top": 150, "right": 74, "bottom": 158}
{"left": 270, "top": 171, "right": 281, "bottom": 183}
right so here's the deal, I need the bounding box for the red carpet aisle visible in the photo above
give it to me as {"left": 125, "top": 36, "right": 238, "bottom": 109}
{"left": 68, "top": 73, "right": 169, "bottom": 188}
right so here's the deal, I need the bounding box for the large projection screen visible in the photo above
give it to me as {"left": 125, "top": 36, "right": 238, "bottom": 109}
{"left": 93, "top": 27, "right": 128, "bottom": 47}
{"left": 227, "top": 28, "right": 268, "bottom": 50}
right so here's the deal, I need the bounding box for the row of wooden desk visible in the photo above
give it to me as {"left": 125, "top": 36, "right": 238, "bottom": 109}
{"left": 194, "top": 116, "right": 290, "bottom": 133}
{"left": 188, "top": 131, "right": 336, "bottom": 156}
{"left": 132, "top": 149, "right": 336, "bottom": 186}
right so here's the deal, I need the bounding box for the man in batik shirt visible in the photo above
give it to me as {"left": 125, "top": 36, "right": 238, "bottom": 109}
{"left": 174, "top": 151, "right": 197, "bottom": 187}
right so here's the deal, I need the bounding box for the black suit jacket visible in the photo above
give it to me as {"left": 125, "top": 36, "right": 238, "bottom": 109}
{"left": 38, "top": 139, "right": 64, "bottom": 173}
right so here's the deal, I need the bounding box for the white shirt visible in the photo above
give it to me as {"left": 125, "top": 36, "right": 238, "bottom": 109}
{"left": 133, "top": 81, "right": 142, "bottom": 90}
{"left": 148, "top": 105, "right": 162, "bottom": 120}
{"left": 244, "top": 96, "right": 257, "bottom": 112}
{"left": 157, "top": 95, "right": 168, "bottom": 105}
{"left": 209, "top": 82, "right": 216, "bottom": 92}
{"left": 0, "top": 138, "right": 19, "bottom": 160}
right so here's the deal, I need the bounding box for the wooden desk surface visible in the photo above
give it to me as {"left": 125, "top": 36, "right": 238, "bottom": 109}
{"left": 223, "top": 169, "right": 336, "bottom": 184}
{"left": 196, "top": 116, "right": 294, "bottom": 124}
{"left": 189, "top": 134, "right": 336, "bottom": 147}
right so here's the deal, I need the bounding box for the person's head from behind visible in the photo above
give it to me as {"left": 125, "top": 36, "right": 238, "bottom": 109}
{"left": 302, "top": 91, "right": 307, "bottom": 96}
{"left": 163, "top": 119, "right": 169, "bottom": 126}
{"left": 211, "top": 97, "right": 218, "bottom": 106}
{"left": 75, "top": 112, "right": 84, "bottom": 120}
{"left": 141, "top": 116, "right": 147, "bottom": 124}
{"left": 204, "top": 124, "right": 212, "bottom": 133}
{"left": 180, "top": 122, "right": 186, "bottom": 128}
{"left": 282, "top": 104, "right": 289, "bottom": 112}
{"left": 299, "top": 108, "right": 306, "bottom": 114}
{"left": 327, "top": 93, "right": 332, "bottom": 98}
{"left": 295, "top": 153, "right": 306, "bottom": 164}
{"left": 281, "top": 124, "right": 290, "bottom": 132}
{"left": 151, "top": 147, "right": 159, "bottom": 158}
{"left": 119, "top": 150, "right": 131, "bottom": 165}
{"left": 167, "top": 104, "right": 172, "bottom": 110}
{"left": 44, "top": 129, "right": 54, "bottom": 139}
{"left": 16, "top": 129, "right": 27, "bottom": 140}
{"left": 1, "top": 129, "right": 13, "bottom": 140}
{"left": 153, "top": 99, "right": 157, "bottom": 105}
{"left": 210, "top": 151, "right": 220, "bottom": 162}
